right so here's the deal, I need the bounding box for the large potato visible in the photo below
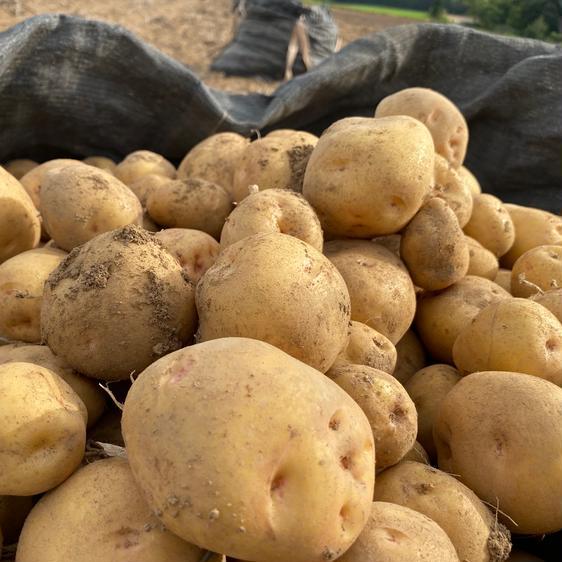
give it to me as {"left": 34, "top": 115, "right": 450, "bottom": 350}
{"left": 375, "top": 87, "right": 468, "bottom": 168}
{"left": 0, "top": 166, "right": 41, "bottom": 263}
{"left": 197, "top": 233, "right": 350, "bottom": 373}
{"left": 464, "top": 194, "right": 515, "bottom": 258}
{"left": 534, "top": 288, "right": 562, "bottom": 323}
{"left": 415, "top": 276, "right": 510, "bottom": 363}
{"left": 0, "top": 362, "right": 86, "bottom": 495}
{"left": 325, "top": 239, "right": 416, "bottom": 344}
{"left": 220, "top": 188, "right": 323, "bottom": 252}
{"left": 453, "top": 298, "right": 562, "bottom": 385}
{"left": 122, "top": 338, "right": 375, "bottom": 562}
{"left": 232, "top": 132, "right": 317, "bottom": 202}
{"left": 41, "top": 225, "right": 197, "bottom": 381}
{"left": 393, "top": 330, "right": 427, "bottom": 385}
{"left": 16, "top": 457, "right": 204, "bottom": 562}
{"left": 0, "top": 495, "right": 33, "bottom": 544}
{"left": 434, "top": 371, "right": 562, "bottom": 534}
{"left": 337, "top": 501, "right": 459, "bottom": 562}
{"left": 155, "top": 228, "right": 219, "bottom": 283}
{"left": 303, "top": 116, "right": 434, "bottom": 238}
{"left": 41, "top": 164, "right": 143, "bottom": 251}
{"left": 466, "top": 235, "right": 499, "bottom": 280}
{"left": 0, "top": 343, "right": 105, "bottom": 428}
{"left": 82, "top": 156, "right": 116, "bottom": 174}
{"left": 3, "top": 159, "right": 37, "bottom": 179}
{"left": 404, "top": 365, "right": 462, "bottom": 459}
{"left": 501, "top": 204, "right": 562, "bottom": 268}
{"left": 401, "top": 198, "right": 469, "bottom": 291}
{"left": 0, "top": 247, "right": 67, "bottom": 342}
{"left": 458, "top": 165, "right": 482, "bottom": 196}
{"left": 511, "top": 245, "right": 562, "bottom": 297}
{"left": 114, "top": 150, "right": 176, "bottom": 185}
{"left": 128, "top": 173, "right": 169, "bottom": 206}
{"left": 374, "top": 461, "right": 512, "bottom": 562}
{"left": 146, "top": 178, "right": 232, "bottom": 239}
{"left": 329, "top": 363, "right": 417, "bottom": 471}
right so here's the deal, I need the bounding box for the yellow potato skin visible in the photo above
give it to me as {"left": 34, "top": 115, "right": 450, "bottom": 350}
{"left": 434, "top": 371, "right": 562, "bottom": 534}
{"left": 458, "top": 165, "right": 482, "bottom": 196}
{"left": 128, "top": 173, "right": 170, "bottom": 206}
{"left": 494, "top": 268, "right": 512, "bottom": 293}
{"left": 466, "top": 235, "right": 499, "bottom": 280}
{"left": 82, "top": 156, "right": 116, "bottom": 174}
{"left": 511, "top": 245, "right": 562, "bottom": 297}
{"left": 534, "top": 288, "right": 562, "bottom": 323}
{"left": 0, "top": 362, "right": 86, "bottom": 496}
{"left": 453, "top": 298, "right": 562, "bottom": 385}
{"left": 16, "top": 458, "right": 204, "bottom": 562}
{"left": 114, "top": 150, "right": 176, "bottom": 186}
{"left": 402, "top": 442, "right": 430, "bottom": 464}
{"left": 122, "top": 338, "right": 375, "bottom": 562}
{"left": 303, "top": 116, "right": 434, "bottom": 238}
{"left": 393, "top": 330, "right": 427, "bottom": 385}
{"left": 4, "top": 159, "right": 38, "bottom": 180}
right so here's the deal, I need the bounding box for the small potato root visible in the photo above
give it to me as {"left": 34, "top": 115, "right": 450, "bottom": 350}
{"left": 511, "top": 245, "right": 562, "bottom": 297}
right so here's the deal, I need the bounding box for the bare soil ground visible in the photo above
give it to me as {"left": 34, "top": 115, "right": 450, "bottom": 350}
{"left": 0, "top": 0, "right": 417, "bottom": 94}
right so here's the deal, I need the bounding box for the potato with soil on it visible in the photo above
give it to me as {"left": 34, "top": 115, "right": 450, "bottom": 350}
{"left": 374, "top": 461, "right": 512, "bottom": 562}
{"left": 329, "top": 363, "right": 417, "bottom": 471}
{"left": 393, "top": 330, "right": 427, "bottom": 385}
{"left": 400, "top": 197, "right": 469, "bottom": 291}
{"left": 375, "top": 87, "right": 468, "bottom": 168}
{"left": 0, "top": 362, "right": 86, "bottom": 496}
{"left": 122, "top": 337, "right": 375, "bottom": 562}
{"left": 415, "top": 275, "right": 510, "bottom": 364}
{"left": 0, "top": 495, "right": 33, "bottom": 545}
{"left": 458, "top": 165, "right": 482, "bottom": 196}
{"left": 328, "top": 321, "right": 397, "bottom": 375}
{"left": 82, "top": 156, "right": 116, "bottom": 174}
{"left": 0, "top": 166, "right": 41, "bottom": 264}
{"left": 453, "top": 298, "right": 562, "bottom": 385}
{"left": 325, "top": 239, "right": 416, "bottom": 344}
{"left": 220, "top": 188, "right": 323, "bottom": 251}
{"left": 155, "top": 228, "right": 219, "bottom": 283}
{"left": 196, "top": 233, "right": 350, "bottom": 373}
{"left": 40, "top": 164, "right": 143, "bottom": 251}
{"left": 3, "top": 159, "right": 38, "bottom": 179}
{"left": 336, "top": 501, "right": 459, "bottom": 562}
{"left": 177, "top": 132, "right": 249, "bottom": 199}
{"left": 146, "top": 178, "right": 232, "bottom": 239}
{"left": 404, "top": 365, "right": 462, "bottom": 459}
{"left": 0, "top": 343, "right": 105, "bottom": 428}
{"left": 303, "top": 116, "right": 434, "bottom": 238}
{"left": 16, "top": 457, "right": 204, "bottom": 562}
{"left": 0, "top": 247, "right": 67, "bottom": 343}
{"left": 41, "top": 225, "right": 197, "bottom": 381}
{"left": 114, "top": 150, "right": 176, "bottom": 186}
{"left": 466, "top": 235, "right": 499, "bottom": 280}
{"left": 511, "top": 245, "right": 562, "bottom": 297}
{"left": 434, "top": 371, "right": 562, "bottom": 535}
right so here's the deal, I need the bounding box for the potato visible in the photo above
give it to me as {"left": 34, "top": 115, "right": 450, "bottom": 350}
{"left": 372, "top": 234, "right": 401, "bottom": 257}
{"left": 393, "top": 330, "right": 427, "bottom": 385}
{"left": 415, "top": 276, "right": 510, "bottom": 363}
{"left": 82, "top": 156, "right": 116, "bottom": 174}
{"left": 453, "top": 298, "right": 562, "bottom": 385}
{"left": 0, "top": 495, "right": 33, "bottom": 544}
{"left": 329, "top": 363, "right": 417, "bottom": 471}
{"left": 401, "top": 198, "right": 469, "bottom": 291}
{"left": 432, "top": 154, "right": 473, "bottom": 227}
{"left": 0, "top": 343, "right": 105, "bottom": 428}
{"left": 114, "top": 150, "right": 175, "bottom": 185}
{"left": 534, "top": 288, "right": 562, "bottom": 323}
{"left": 374, "top": 461, "right": 512, "bottom": 562}
{"left": 466, "top": 235, "right": 499, "bottom": 280}
{"left": 0, "top": 362, "right": 86, "bottom": 495}
{"left": 511, "top": 245, "right": 562, "bottom": 297}
{"left": 16, "top": 457, "right": 204, "bottom": 562}
{"left": 40, "top": 164, "right": 143, "bottom": 251}
{"left": 232, "top": 133, "right": 317, "bottom": 202}
{"left": 434, "top": 371, "right": 562, "bottom": 534}
{"left": 3, "top": 159, "right": 38, "bottom": 179}
{"left": 458, "top": 165, "right": 482, "bottom": 196}
{"left": 155, "top": 228, "right": 219, "bottom": 283}
{"left": 501, "top": 204, "right": 562, "bottom": 268}
{"left": 494, "top": 268, "right": 513, "bottom": 294}
{"left": 197, "top": 233, "right": 350, "bottom": 373}
{"left": 402, "top": 441, "right": 430, "bottom": 464}
{"left": 464, "top": 194, "right": 515, "bottom": 258}
{"left": 41, "top": 225, "right": 197, "bottom": 381}
{"left": 328, "top": 321, "right": 397, "bottom": 375}
{"left": 122, "top": 337, "right": 375, "bottom": 562}
{"left": 128, "top": 173, "right": 169, "bottom": 206}
{"left": 337, "top": 501, "right": 459, "bottom": 562}
{"left": 325, "top": 239, "right": 416, "bottom": 344}
{"left": 220, "top": 188, "right": 323, "bottom": 251}
{"left": 375, "top": 87, "right": 468, "bottom": 168}
{"left": 146, "top": 178, "right": 232, "bottom": 239}
{"left": 404, "top": 365, "right": 461, "bottom": 459}
{"left": 0, "top": 166, "right": 41, "bottom": 263}
{"left": 177, "top": 132, "right": 250, "bottom": 199}
{"left": 303, "top": 116, "right": 434, "bottom": 238}
{"left": 0, "top": 247, "right": 67, "bottom": 342}
{"left": 266, "top": 129, "right": 318, "bottom": 143}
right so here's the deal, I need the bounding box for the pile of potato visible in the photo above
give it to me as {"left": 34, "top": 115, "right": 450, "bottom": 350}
{"left": 1, "top": 86, "right": 562, "bottom": 562}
